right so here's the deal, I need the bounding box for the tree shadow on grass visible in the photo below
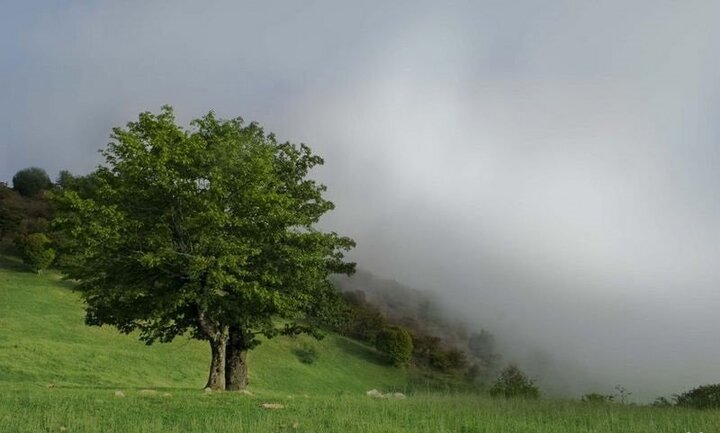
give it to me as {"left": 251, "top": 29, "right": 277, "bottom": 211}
{"left": 334, "top": 337, "right": 388, "bottom": 367}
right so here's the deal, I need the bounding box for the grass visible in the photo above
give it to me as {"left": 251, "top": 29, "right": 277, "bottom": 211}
{"left": 1, "top": 250, "right": 719, "bottom": 432}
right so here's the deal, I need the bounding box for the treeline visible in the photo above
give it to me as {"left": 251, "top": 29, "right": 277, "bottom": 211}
{"left": 0, "top": 168, "right": 53, "bottom": 242}
{"left": 332, "top": 270, "right": 502, "bottom": 384}
{"left": 1, "top": 167, "right": 101, "bottom": 272}
{"left": 0, "top": 168, "right": 57, "bottom": 272}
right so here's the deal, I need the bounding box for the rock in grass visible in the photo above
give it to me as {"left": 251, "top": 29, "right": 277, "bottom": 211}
{"left": 139, "top": 389, "right": 157, "bottom": 395}
{"left": 366, "top": 389, "right": 384, "bottom": 399}
{"left": 114, "top": 390, "right": 125, "bottom": 397}
{"left": 366, "top": 389, "right": 407, "bottom": 399}
{"left": 260, "top": 403, "right": 285, "bottom": 409}
{"left": 204, "top": 387, "right": 213, "bottom": 394}
{"left": 238, "top": 389, "right": 253, "bottom": 396}
{"left": 162, "top": 393, "right": 172, "bottom": 398}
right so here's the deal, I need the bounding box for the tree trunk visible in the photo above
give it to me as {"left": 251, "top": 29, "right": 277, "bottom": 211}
{"left": 205, "top": 336, "right": 227, "bottom": 390}
{"left": 198, "top": 311, "right": 229, "bottom": 391}
{"left": 225, "top": 326, "right": 249, "bottom": 390}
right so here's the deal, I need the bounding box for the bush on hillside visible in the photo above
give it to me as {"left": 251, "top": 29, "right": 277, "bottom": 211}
{"left": 12, "top": 167, "right": 52, "bottom": 198}
{"left": 293, "top": 342, "right": 319, "bottom": 364}
{"left": 375, "top": 326, "right": 413, "bottom": 367}
{"left": 17, "top": 233, "right": 55, "bottom": 273}
{"left": 489, "top": 365, "right": 540, "bottom": 399}
{"left": 674, "top": 384, "right": 720, "bottom": 409}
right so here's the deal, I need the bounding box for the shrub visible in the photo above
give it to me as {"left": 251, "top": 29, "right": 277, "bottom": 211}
{"left": 17, "top": 233, "right": 55, "bottom": 273}
{"left": 675, "top": 384, "right": 720, "bottom": 409}
{"left": 489, "top": 365, "right": 540, "bottom": 399}
{"left": 375, "top": 326, "right": 413, "bottom": 367}
{"left": 293, "top": 342, "right": 319, "bottom": 365}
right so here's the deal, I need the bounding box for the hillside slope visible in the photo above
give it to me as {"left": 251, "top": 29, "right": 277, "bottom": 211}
{"left": 2, "top": 251, "right": 719, "bottom": 433}
{"left": 0, "top": 252, "right": 408, "bottom": 394}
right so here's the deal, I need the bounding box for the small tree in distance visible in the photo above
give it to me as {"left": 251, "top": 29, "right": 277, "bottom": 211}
{"left": 12, "top": 167, "right": 52, "bottom": 197}
{"left": 489, "top": 364, "right": 540, "bottom": 399}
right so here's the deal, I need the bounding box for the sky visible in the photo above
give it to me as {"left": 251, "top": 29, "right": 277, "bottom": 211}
{"left": 2, "top": 0, "right": 720, "bottom": 400}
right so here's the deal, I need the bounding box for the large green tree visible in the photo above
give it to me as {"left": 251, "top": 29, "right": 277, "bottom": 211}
{"left": 51, "top": 106, "right": 355, "bottom": 390}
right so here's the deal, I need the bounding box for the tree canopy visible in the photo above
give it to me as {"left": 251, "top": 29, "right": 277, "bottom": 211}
{"left": 51, "top": 106, "right": 355, "bottom": 390}
{"left": 12, "top": 167, "right": 52, "bottom": 197}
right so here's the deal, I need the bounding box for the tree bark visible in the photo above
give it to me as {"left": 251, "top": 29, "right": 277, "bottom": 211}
{"left": 225, "top": 326, "right": 249, "bottom": 390}
{"left": 198, "top": 311, "right": 229, "bottom": 391}
{"left": 205, "top": 336, "right": 227, "bottom": 390}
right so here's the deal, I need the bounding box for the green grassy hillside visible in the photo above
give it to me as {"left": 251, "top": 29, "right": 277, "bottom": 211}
{"left": 1, "top": 251, "right": 719, "bottom": 433}
{"left": 0, "top": 251, "right": 408, "bottom": 394}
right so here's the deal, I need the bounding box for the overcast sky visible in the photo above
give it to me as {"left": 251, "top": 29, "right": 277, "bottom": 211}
{"left": 2, "top": 0, "right": 720, "bottom": 400}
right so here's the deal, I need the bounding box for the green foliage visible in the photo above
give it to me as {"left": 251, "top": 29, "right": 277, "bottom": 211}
{"left": 411, "top": 333, "right": 467, "bottom": 373}
{"left": 375, "top": 326, "right": 413, "bottom": 367}
{"left": 674, "top": 383, "right": 720, "bottom": 409}
{"left": 50, "top": 106, "right": 355, "bottom": 376}
{"left": 489, "top": 365, "right": 540, "bottom": 399}
{"left": 338, "top": 290, "right": 387, "bottom": 343}
{"left": 12, "top": 167, "right": 52, "bottom": 197}
{"left": 0, "top": 187, "right": 22, "bottom": 239}
{"left": 581, "top": 393, "right": 614, "bottom": 404}
{"left": 0, "top": 183, "right": 52, "bottom": 241}
{"left": 293, "top": 341, "right": 319, "bottom": 364}
{"left": 16, "top": 232, "right": 55, "bottom": 273}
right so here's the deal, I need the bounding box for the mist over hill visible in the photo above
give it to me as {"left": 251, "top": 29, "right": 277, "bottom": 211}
{"left": 3, "top": 0, "right": 720, "bottom": 403}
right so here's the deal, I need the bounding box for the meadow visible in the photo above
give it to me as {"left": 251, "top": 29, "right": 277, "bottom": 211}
{"left": 0, "top": 251, "right": 717, "bottom": 433}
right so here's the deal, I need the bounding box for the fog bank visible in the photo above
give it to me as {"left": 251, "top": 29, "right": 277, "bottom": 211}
{"left": 3, "top": 0, "right": 720, "bottom": 400}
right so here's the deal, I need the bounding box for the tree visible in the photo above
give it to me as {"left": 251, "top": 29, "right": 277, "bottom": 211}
{"left": 489, "top": 364, "right": 540, "bottom": 399}
{"left": 12, "top": 167, "right": 52, "bottom": 197}
{"left": 375, "top": 326, "right": 413, "bottom": 367}
{"left": 17, "top": 233, "right": 56, "bottom": 273}
{"left": 0, "top": 185, "right": 22, "bottom": 240}
{"left": 674, "top": 384, "right": 720, "bottom": 409}
{"left": 0, "top": 183, "right": 51, "bottom": 241}
{"left": 51, "top": 106, "right": 355, "bottom": 390}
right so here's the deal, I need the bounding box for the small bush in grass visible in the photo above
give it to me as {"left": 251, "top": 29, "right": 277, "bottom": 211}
{"left": 489, "top": 364, "right": 539, "bottom": 399}
{"left": 675, "top": 384, "right": 720, "bottom": 409}
{"left": 375, "top": 326, "right": 413, "bottom": 367}
{"left": 294, "top": 342, "right": 319, "bottom": 364}
{"left": 16, "top": 233, "right": 55, "bottom": 273}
